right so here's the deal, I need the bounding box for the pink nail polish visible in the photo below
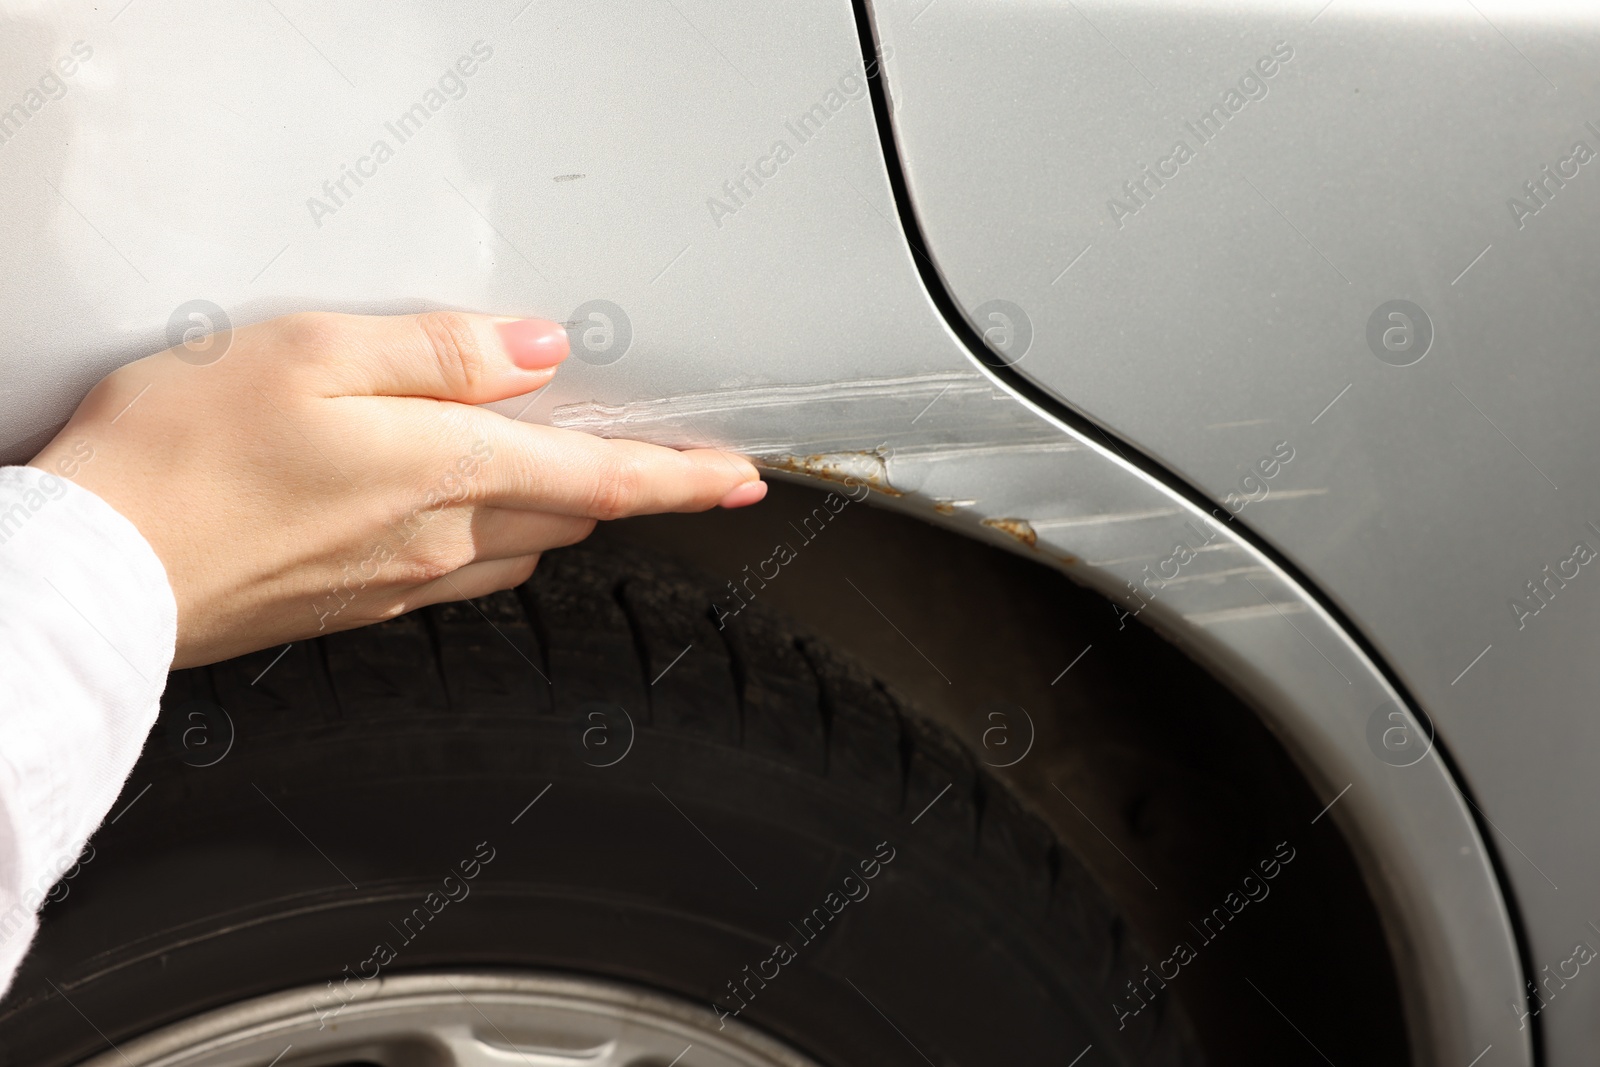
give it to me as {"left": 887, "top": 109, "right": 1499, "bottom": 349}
{"left": 496, "top": 318, "right": 570, "bottom": 370}
{"left": 719, "top": 480, "right": 768, "bottom": 509}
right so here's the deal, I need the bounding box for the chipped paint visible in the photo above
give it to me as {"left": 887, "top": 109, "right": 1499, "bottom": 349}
{"left": 760, "top": 449, "right": 903, "bottom": 496}
{"left": 981, "top": 516, "right": 1038, "bottom": 548}
{"left": 545, "top": 374, "right": 1308, "bottom": 651}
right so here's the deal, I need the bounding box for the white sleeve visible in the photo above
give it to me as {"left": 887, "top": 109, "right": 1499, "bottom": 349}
{"left": 0, "top": 465, "right": 177, "bottom": 996}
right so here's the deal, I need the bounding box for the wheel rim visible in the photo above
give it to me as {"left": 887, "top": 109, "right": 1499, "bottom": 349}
{"left": 76, "top": 972, "right": 825, "bottom": 1067}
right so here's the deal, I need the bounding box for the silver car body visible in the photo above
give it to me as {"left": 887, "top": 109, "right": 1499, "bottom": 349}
{"left": 2, "top": 0, "right": 1594, "bottom": 1062}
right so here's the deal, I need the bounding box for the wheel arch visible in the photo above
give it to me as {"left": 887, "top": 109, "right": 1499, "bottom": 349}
{"left": 537, "top": 229, "right": 1528, "bottom": 1061}
{"left": 603, "top": 454, "right": 1512, "bottom": 1064}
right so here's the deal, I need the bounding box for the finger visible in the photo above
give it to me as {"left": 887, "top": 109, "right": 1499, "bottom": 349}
{"left": 477, "top": 422, "right": 766, "bottom": 519}
{"left": 276, "top": 310, "right": 570, "bottom": 405}
{"left": 464, "top": 508, "right": 597, "bottom": 562}
{"left": 409, "top": 554, "right": 544, "bottom": 611}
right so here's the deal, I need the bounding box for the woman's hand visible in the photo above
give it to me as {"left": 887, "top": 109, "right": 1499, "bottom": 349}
{"left": 28, "top": 311, "right": 765, "bottom": 668}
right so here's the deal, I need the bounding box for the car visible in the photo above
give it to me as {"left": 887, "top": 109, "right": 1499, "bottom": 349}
{"left": 0, "top": 0, "right": 1586, "bottom": 1064}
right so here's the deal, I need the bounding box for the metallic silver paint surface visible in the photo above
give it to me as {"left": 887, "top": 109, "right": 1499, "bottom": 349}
{"left": 872, "top": 0, "right": 1600, "bottom": 1057}
{"left": 0, "top": 0, "right": 1529, "bottom": 1060}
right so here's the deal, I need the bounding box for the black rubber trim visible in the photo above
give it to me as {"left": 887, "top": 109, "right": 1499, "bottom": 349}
{"left": 845, "top": 0, "right": 1543, "bottom": 1060}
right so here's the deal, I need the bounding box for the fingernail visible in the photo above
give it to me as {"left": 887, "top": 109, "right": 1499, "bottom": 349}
{"left": 496, "top": 317, "right": 570, "bottom": 370}
{"left": 719, "top": 480, "right": 768, "bottom": 509}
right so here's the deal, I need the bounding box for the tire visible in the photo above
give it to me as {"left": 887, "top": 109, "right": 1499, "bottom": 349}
{"left": 0, "top": 540, "right": 1204, "bottom": 1067}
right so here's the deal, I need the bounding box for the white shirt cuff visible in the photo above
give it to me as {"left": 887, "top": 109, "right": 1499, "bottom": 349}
{"left": 0, "top": 464, "right": 177, "bottom": 991}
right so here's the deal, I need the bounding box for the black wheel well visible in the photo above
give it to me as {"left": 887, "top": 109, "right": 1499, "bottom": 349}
{"left": 601, "top": 475, "right": 1411, "bottom": 1064}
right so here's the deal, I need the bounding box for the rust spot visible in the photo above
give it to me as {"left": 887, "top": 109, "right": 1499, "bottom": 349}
{"left": 933, "top": 501, "right": 957, "bottom": 515}
{"left": 981, "top": 517, "right": 1038, "bottom": 549}
{"left": 759, "top": 450, "right": 903, "bottom": 497}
